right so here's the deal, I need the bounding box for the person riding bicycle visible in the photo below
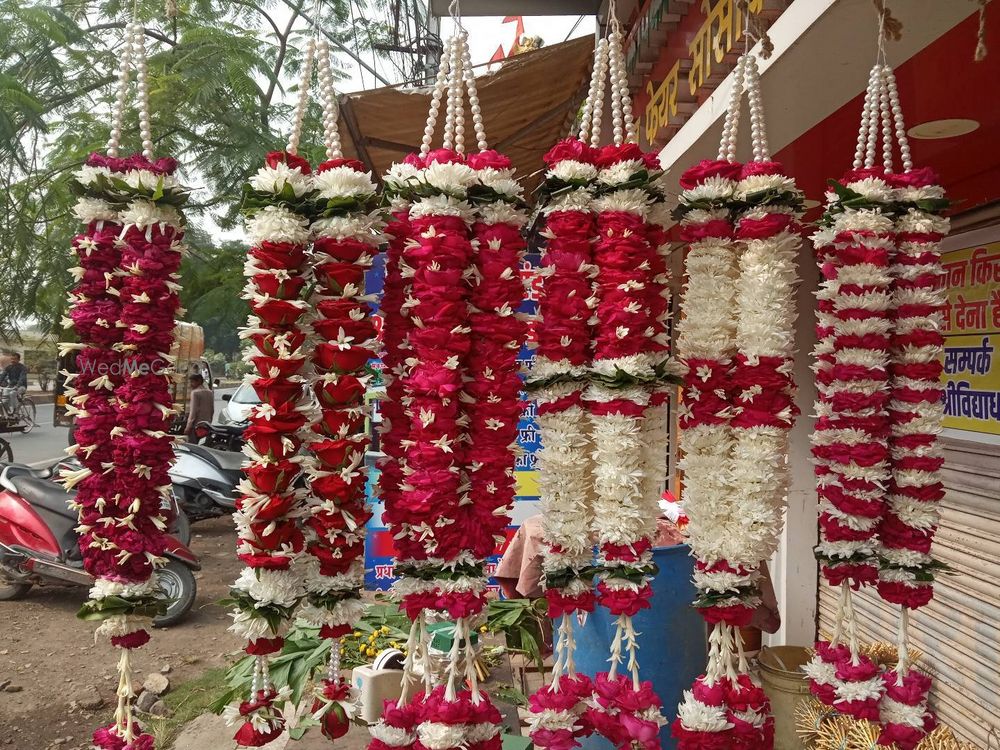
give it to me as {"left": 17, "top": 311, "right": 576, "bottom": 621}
{"left": 0, "top": 353, "right": 28, "bottom": 415}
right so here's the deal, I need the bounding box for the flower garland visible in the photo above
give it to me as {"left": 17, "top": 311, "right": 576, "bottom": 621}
{"left": 673, "top": 52, "right": 800, "bottom": 750}
{"left": 226, "top": 146, "right": 313, "bottom": 745}
{"left": 525, "top": 133, "right": 600, "bottom": 750}
{"left": 62, "top": 22, "right": 189, "bottom": 750}
{"left": 369, "top": 31, "right": 524, "bottom": 750}
{"left": 290, "top": 38, "right": 382, "bottom": 740}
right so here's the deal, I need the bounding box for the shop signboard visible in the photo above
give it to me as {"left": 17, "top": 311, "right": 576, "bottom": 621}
{"left": 941, "top": 236, "right": 1000, "bottom": 438}
{"left": 627, "top": 0, "right": 781, "bottom": 151}
{"left": 364, "top": 252, "right": 543, "bottom": 591}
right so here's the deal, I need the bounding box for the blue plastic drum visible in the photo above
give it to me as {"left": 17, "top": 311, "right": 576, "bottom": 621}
{"left": 571, "top": 544, "right": 706, "bottom": 750}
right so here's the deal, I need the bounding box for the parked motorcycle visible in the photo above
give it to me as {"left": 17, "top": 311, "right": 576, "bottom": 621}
{"left": 190, "top": 419, "right": 246, "bottom": 452}
{"left": 169, "top": 440, "right": 243, "bottom": 527}
{"left": 0, "top": 474, "right": 200, "bottom": 627}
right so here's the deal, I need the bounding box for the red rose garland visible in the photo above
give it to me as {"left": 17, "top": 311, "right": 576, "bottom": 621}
{"left": 369, "top": 32, "right": 522, "bottom": 750}
{"left": 63, "top": 22, "right": 189, "bottom": 750}
{"left": 226, "top": 148, "right": 313, "bottom": 745}
{"left": 674, "top": 54, "right": 800, "bottom": 750}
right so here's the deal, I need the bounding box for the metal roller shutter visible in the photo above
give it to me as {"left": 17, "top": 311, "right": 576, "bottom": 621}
{"left": 817, "top": 436, "right": 1000, "bottom": 747}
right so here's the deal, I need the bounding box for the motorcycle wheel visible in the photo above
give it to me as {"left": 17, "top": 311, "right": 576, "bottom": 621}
{"left": 170, "top": 507, "right": 193, "bottom": 547}
{"left": 0, "top": 568, "right": 31, "bottom": 601}
{"left": 152, "top": 560, "right": 197, "bottom": 627}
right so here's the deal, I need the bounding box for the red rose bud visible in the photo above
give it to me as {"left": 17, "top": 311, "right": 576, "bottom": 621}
{"left": 317, "top": 157, "right": 367, "bottom": 173}
{"left": 311, "top": 437, "right": 368, "bottom": 470}
{"left": 467, "top": 149, "right": 512, "bottom": 170}
{"left": 253, "top": 377, "right": 303, "bottom": 406}
{"left": 234, "top": 719, "right": 284, "bottom": 747}
{"left": 543, "top": 137, "right": 595, "bottom": 167}
{"left": 246, "top": 461, "right": 298, "bottom": 494}
{"left": 244, "top": 426, "right": 303, "bottom": 459}
{"left": 252, "top": 272, "right": 306, "bottom": 299}
{"left": 250, "top": 241, "right": 307, "bottom": 270}
{"left": 314, "top": 374, "right": 366, "bottom": 405}
{"left": 238, "top": 491, "right": 297, "bottom": 522}
{"left": 313, "top": 408, "right": 366, "bottom": 438}
{"left": 313, "top": 236, "right": 372, "bottom": 263}
{"left": 265, "top": 150, "right": 311, "bottom": 174}
{"left": 252, "top": 298, "right": 308, "bottom": 327}
{"left": 245, "top": 637, "right": 284, "bottom": 655}
{"left": 248, "top": 330, "right": 307, "bottom": 357}
{"left": 249, "top": 518, "right": 305, "bottom": 553}
{"left": 314, "top": 262, "right": 365, "bottom": 294}
{"left": 679, "top": 158, "right": 742, "bottom": 189}
{"left": 251, "top": 355, "right": 307, "bottom": 378}
{"left": 425, "top": 148, "right": 464, "bottom": 165}
{"left": 319, "top": 623, "right": 352, "bottom": 639}
{"left": 311, "top": 698, "right": 351, "bottom": 740}
{"left": 313, "top": 341, "right": 374, "bottom": 374}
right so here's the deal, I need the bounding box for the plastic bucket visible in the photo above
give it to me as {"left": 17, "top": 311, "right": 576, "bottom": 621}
{"left": 572, "top": 544, "right": 706, "bottom": 750}
{"left": 758, "top": 645, "right": 812, "bottom": 750}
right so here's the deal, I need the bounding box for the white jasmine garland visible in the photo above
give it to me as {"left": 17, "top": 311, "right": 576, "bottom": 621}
{"left": 676, "top": 694, "right": 733, "bottom": 732}
{"left": 233, "top": 567, "right": 303, "bottom": 608}
{"left": 119, "top": 199, "right": 182, "bottom": 230}
{"left": 74, "top": 165, "right": 112, "bottom": 186}
{"left": 423, "top": 161, "right": 477, "bottom": 193}
{"left": 384, "top": 161, "right": 422, "bottom": 189}
{"left": 369, "top": 723, "right": 414, "bottom": 746}
{"left": 597, "top": 160, "right": 643, "bottom": 186}
{"left": 679, "top": 176, "right": 734, "bottom": 203}
{"left": 735, "top": 173, "right": 795, "bottom": 199}
{"left": 417, "top": 722, "right": 466, "bottom": 750}
{"left": 408, "top": 194, "right": 475, "bottom": 220}
{"left": 591, "top": 187, "right": 651, "bottom": 217}
{"left": 542, "top": 187, "right": 593, "bottom": 213}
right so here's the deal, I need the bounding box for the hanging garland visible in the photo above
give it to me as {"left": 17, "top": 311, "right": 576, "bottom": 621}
{"left": 62, "top": 21, "right": 190, "bottom": 750}
{"left": 368, "top": 28, "right": 526, "bottom": 750}
{"left": 805, "top": 62, "right": 904, "bottom": 727}
{"left": 583, "top": 21, "right": 673, "bottom": 749}
{"left": 523, "top": 38, "right": 607, "bottom": 750}
{"left": 673, "top": 51, "right": 801, "bottom": 750}
{"left": 224, "top": 36, "right": 317, "bottom": 746}
{"left": 296, "top": 37, "right": 383, "bottom": 741}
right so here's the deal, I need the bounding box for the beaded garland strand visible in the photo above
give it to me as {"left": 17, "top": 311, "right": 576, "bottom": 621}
{"left": 62, "top": 21, "right": 190, "bottom": 750}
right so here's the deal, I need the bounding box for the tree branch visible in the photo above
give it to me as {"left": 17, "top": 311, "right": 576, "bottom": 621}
{"left": 261, "top": 0, "right": 303, "bottom": 130}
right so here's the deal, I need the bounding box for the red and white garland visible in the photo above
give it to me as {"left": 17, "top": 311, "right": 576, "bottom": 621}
{"left": 296, "top": 38, "right": 382, "bottom": 740}
{"left": 528, "top": 24, "right": 674, "bottom": 750}
{"left": 806, "top": 62, "right": 949, "bottom": 749}
{"left": 226, "top": 53, "right": 317, "bottom": 737}
{"left": 62, "top": 21, "right": 188, "bottom": 750}
{"left": 369, "top": 31, "right": 525, "bottom": 750}
{"left": 674, "top": 53, "right": 800, "bottom": 750}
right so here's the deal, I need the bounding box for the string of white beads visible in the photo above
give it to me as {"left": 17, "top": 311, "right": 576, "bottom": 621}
{"left": 453, "top": 34, "right": 466, "bottom": 153}
{"left": 326, "top": 638, "right": 342, "bottom": 682}
{"left": 316, "top": 40, "right": 343, "bottom": 160}
{"left": 107, "top": 23, "right": 137, "bottom": 157}
{"left": 717, "top": 54, "right": 747, "bottom": 163}
{"left": 421, "top": 40, "right": 452, "bottom": 156}
{"left": 865, "top": 64, "right": 882, "bottom": 169}
{"left": 460, "top": 35, "right": 488, "bottom": 152}
{"left": 608, "top": 28, "right": 624, "bottom": 146}
{"left": 609, "top": 27, "right": 637, "bottom": 144}
{"left": 853, "top": 66, "right": 879, "bottom": 169}
{"left": 287, "top": 36, "right": 317, "bottom": 155}
{"left": 745, "top": 55, "right": 769, "bottom": 162}
{"left": 579, "top": 37, "right": 607, "bottom": 143}
{"left": 883, "top": 65, "right": 913, "bottom": 172}
{"left": 878, "top": 67, "right": 894, "bottom": 173}
{"left": 589, "top": 38, "right": 609, "bottom": 148}
{"left": 443, "top": 35, "right": 461, "bottom": 151}
{"left": 134, "top": 25, "right": 154, "bottom": 159}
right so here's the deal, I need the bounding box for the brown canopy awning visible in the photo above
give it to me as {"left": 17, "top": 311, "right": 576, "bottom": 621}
{"left": 336, "top": 35, "right": 595, "bottom": 192}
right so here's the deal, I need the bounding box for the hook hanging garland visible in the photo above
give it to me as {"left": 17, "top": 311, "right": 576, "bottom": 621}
{"left": 673, "top": 43, "right": 803, "bottom": 750}
{"left": 805, "top": 50, "right": 950, "bottom": 750}
{"left": 369, "top": 11, "right": 528, "bottom": 750}
{"left": 63, "top": 16, "right": 190, "bottom": 750}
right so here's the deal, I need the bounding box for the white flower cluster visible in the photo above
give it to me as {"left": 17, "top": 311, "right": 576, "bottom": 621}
{"left": 119, "top": 198, "right": 183, "bottom": 231}
{"left": 72, "top": 197, "right": 118, "bottom": 224}
{"left": 547, "top": 159, "right": 598, "bottom": 183}
{"left": 246, "top": 204, "right": 311, "bottom": 245}
{"left": 312, "top": 165, "right": 377, "bottom": 200}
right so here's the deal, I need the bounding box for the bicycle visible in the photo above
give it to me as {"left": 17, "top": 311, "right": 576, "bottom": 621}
{"left": 0, "top": 435, "right": 11, "bottom": 462}
{"left": 0, "top": 387, "right": 36, "bottom": 434}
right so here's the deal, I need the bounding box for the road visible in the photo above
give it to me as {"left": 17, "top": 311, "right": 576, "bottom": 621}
{"left": 2, "top": 388, "right": 237, "bottom": 467}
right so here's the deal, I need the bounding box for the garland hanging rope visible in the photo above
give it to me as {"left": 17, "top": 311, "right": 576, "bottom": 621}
{"left": 62, "top": 15, "right": 190, "bottom": 750}
{"left": 527, "top": 5, "right": 676, "bottom": 748}
{"left": 804, "top": 20, "right": 950, "bottom": 744}
{"left": 673, "top": 42, "right": 803, "bottom": 750}
{"left": 368, "top": 3, "right": 528, "bottom": 747}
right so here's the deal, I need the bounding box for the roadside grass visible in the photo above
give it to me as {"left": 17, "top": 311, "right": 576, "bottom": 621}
{"left": 144, "top": 666, "right": 228, "bottom": 748}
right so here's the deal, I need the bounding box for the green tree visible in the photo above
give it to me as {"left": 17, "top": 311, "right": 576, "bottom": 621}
{"left": 179, "top": 236, "right": 247, "bottom": 356}
{"left": 0, "top": 0, "right": 392, "bottom": 341}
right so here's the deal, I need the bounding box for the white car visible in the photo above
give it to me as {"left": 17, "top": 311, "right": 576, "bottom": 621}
{"left": 217, "top": 383, "right": 258, "bottom": 426}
